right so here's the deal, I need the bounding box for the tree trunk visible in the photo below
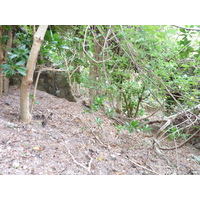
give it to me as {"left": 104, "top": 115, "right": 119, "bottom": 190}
{"left": 89, "top": 36, "right": 103, "bottom": 107}
{"left": 3, "top": 29, "right": 13, "bottom": 94}
{"left": 20, "top": 25, "right": 48, "bottom": 123}
{"left": 89, "top": 64, "right": 98, "bottom": 107}
{"left": 115, "top": 92, "right": 122, "bottom": 114}
{"left": 0, "top": 26, "right": 4, "bottom": 97}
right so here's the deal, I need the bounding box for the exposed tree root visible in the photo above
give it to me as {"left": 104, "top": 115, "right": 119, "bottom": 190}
{"left": 153, "top": 129, "right": 200, "bottom": 150}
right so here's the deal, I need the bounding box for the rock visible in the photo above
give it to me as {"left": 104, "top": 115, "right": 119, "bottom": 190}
{"left": 194, "top": 142, "right": 200, "bottom": 149}
{"left": 5, "top": 122, "right": 19, "bottom": 128}
{"left": 34, "top": 71, "right": 77, "bottom": 102}
{"left": 5, "top": 100, "right": 11, "bottom": 105}
{"left": 110, "top": 154, "right": 117, "bottom": 161}
{"left": 10, "top": 71, "right": 77, "bottom": 102}
{"left": 13, "top": 161, "right": 20, "bottom": 168}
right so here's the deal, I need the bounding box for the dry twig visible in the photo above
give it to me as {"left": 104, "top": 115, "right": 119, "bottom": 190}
{"left": 84, "top": 121, "right": 109, "bottom": 149}
{"left": 125, "top": 155, "right": 161, "bottom": 175}
{"left": 65, "top": 145, "right": 93, "bottom": 173}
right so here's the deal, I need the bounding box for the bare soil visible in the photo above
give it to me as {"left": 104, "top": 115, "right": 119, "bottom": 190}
{"left": 0, "top": 86, "right": 199, "bottom": 175}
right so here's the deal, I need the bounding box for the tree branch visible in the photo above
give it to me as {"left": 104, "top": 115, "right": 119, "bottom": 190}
{"left": 83, "top": 25, "right": 112, "bottom": 64}
{"left": 172, "top": 25, "right": 200, "bottom": 31}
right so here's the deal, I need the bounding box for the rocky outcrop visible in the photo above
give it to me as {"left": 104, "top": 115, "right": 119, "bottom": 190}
{"left": 9, "top": 70, "right": 76, "bottom": 102}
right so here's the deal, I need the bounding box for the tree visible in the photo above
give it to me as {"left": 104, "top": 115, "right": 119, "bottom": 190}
{"left": 20, "top": 25, "right": 48, "bottom": 123}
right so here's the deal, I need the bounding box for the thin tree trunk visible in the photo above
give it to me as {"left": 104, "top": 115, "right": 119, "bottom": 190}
{"left": 89, "top": 36, "right": 102, "bottom": 107}
{"left": 20, "top": 25, "right": 48, "bottom": 123}
{"left": 3, "top": 29, "right": 13, "bottom": 94}
{"left": 0, "top": 26, "right": 4, "bottom": 97}
{"left": 115, "top": 92, "right": 122, "bottom": 114}
{"left": 89, "top": 64, "right": 98, "bottom": 107}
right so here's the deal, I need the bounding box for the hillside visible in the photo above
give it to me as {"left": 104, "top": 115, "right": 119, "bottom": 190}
{"left": 0, "top": 87, "right": 200, "bottom": 175}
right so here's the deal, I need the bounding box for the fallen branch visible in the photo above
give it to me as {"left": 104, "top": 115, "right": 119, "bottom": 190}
{"left": 153, "top": 129, "right": 200, "bottom": 150}
{"left": 125, "top": 155, "right": 161, "bottom": 175}
{"left": 65, "top": 145, "right": 93, "bottom": 173}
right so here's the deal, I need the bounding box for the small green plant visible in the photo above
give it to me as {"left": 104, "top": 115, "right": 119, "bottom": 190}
{"left": 168, "top": 126, "right": 179, "bottom": 140}
{"left": 141, "top": 124, "right": 152, "bottom": 134}
{"left": 91, "top": 96, "right": 105, "bottom": 111}
{"left": 94, "top": 117, "right": 103, "bottom": 127}
{"left": 181, "top": 133, "right": 190, "bottom": 141}
{"left": 168, "top": 125, "right": 191, "bottom": 141}
{"left": 91, "top": 104, "right": 99, "bottom": 111}
{"left": 115, "top": 124, "right": 124, "bottom": 133}
{"left": 124, "top": 120, "right": 140, "bottom": 133}
{"left": 105, "top": 107, "right": 115, "bottom": 118}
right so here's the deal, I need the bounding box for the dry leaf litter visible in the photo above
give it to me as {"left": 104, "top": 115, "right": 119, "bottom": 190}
{"left": 0, "top": 87, "right": 200, "bottom": 175}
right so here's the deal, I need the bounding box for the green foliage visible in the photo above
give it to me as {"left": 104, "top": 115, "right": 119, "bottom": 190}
{"left": 122, "top": 80, "right": 149, "bottom": 117}
{"left": 3, "top": 25, "right": 199, "bottom": 133}
{"left": 115, "top": 124, "right": 124, "bottom": 133}
{"left": 14, "top": 31, "right": 33, "bottom": 49}
{"left": 124, "top": 120, "right": 140, "bottom": 133}
{"left": 1, "top": 45, "right": 28, "bottom": 77}
{"left": 91, "top": 95, "right": 105, "bottom": 111}
{"left": 141, "top": 124, "right": 152, "bottom": 134}
{"left": 167, "top": 125, "right": 190, "bottom": 141}
{"left": 93, "top": 117, "right": 103, "bottom": 127}
{"left": 105, "top": 107, "right": 115, "bottom": 118}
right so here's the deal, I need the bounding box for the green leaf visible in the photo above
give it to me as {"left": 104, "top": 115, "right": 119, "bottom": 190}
{"left": 1, "top": 64, "right": 11, "bottom": 69}
{"left": 189, "top": 62, "right": 196, "bottom": 65}
{"left": 61, "top": 45, "right": 70, "bottom": 50}
{"left": 130, "top": 120, "right": 139, "bottom": 127}
{"left": 9, "top": 54, "right": 18, "bottom": 59}
{"left": 181, "top": 64, "right": 189, "bottom": 68}
{"left": 18, "top": 45, "right": 27, "bottom": 51}
{"left": 117, "top": 32, "right": 124, "bottom": 39}
{"left": 16, "top": 60, "right": 26, "bottom": 66}
{"left": 179, "top": 28, "right": 186, "bottom": 33}
{"left": 16, "top": 67, "right": 27, "bottom": 76}
{"left": 2, "top": 68, "right": 15, "bottom": 78}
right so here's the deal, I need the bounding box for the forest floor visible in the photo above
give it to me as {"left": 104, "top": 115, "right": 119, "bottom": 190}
{"left": 0, "top": 86, "right": 200, "bottom": 175}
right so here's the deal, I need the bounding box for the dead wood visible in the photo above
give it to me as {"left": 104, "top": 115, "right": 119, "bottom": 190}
{"left": 154, "top": 104, "right": 200, "bottom": 150}
{"left": 154, "top": 129, "right": 200, "bottom": 150}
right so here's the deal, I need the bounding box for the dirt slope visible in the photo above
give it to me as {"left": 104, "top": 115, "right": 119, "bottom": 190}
{"left": 0, "top": 87, "right": 199, "bottom": 175}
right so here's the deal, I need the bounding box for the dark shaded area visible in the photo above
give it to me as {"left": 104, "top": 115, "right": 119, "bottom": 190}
{"left": 9, "top": 71, "right": 76, "bottom": 102}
